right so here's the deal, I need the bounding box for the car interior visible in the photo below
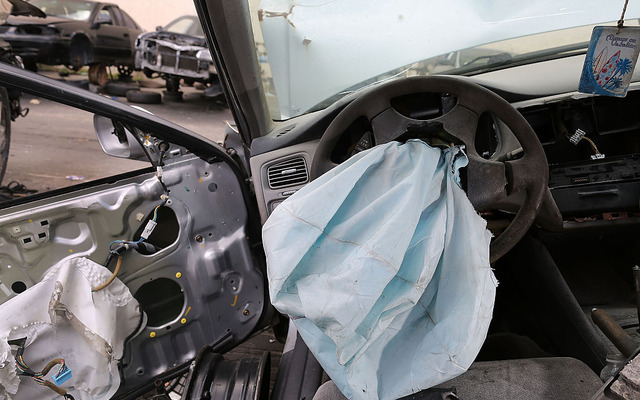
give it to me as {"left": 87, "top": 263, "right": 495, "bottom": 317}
{"left": 0, "top": 1, "right": 639, "bottom": 400}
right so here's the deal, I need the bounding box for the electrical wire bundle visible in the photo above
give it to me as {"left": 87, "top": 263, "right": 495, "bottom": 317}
{"left": 10, "top": 338, "right": 75, "bottom": 399}
{"left": 92, "top": 200, "right": 165, "bottom": 292}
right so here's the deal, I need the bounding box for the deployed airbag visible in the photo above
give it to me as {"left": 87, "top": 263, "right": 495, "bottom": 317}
{"left": 0, "top": 257, "right": 141, "bottom": 400}
{"left": 264, "top": 140, "right": 497, "bottom": 400}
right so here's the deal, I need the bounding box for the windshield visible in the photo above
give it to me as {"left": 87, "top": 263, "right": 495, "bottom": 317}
{"left": 29, "top": 0, "right": 93, "bottom": 20}
{"left": 164, "top": 16, "right": 204, "bottom": 36}
{"left": 249, "top": 0, "right": 640, "bottom": 120}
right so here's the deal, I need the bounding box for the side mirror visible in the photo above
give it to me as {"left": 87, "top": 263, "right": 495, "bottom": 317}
{"left": 91, "top": 16, "right": 111, "bottom": 29}
{"left": 93, "top": 115, "right": 148, "bottom": 160}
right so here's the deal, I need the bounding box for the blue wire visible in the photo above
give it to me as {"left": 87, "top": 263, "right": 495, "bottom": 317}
{"left": 109, "top": 240, "right": 124, "bottom": 250}
{"left": 109, "top": 201, "right": 163, "bottom": 252}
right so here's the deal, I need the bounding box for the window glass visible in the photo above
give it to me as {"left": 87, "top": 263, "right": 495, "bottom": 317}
{"left": 0, "top": 1, "right": 232, "bottom": 203}
{"left": 29, "top": 0, "right": 93, "bottom": 20}
{"left": 120, "top": 10, "right": 139, "bottom": 29}
{"left": 96, "top": 8, "right": 113, "bottom": 25}
{"left": 0, "top": 86, "right": 231, "bottom": 204}
{"left": 165, "top": 17, "right": 196, "bottom": 35}
{"left": 0, "top": 96, "right": 146, "bottom": 203}
{"left": 109, "top": 7, "right": 125, "bottom": 26}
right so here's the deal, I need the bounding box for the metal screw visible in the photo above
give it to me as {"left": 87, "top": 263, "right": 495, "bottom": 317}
{"left": 242, "top": 309, "right": 250, "bottom": 316}
{"left": 195, "top": 235, "right": 203, "bottom": 242}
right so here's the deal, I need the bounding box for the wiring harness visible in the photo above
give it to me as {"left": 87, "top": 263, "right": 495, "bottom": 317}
{"left": 92, "top": 199, "right": 166, "bottom": 292}
{"left": 9, "top": 338, "right": 75, "bottom": 399}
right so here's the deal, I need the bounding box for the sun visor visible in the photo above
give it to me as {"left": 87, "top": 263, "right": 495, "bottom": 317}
{"left": 263, "top": 140, "right": 497, "bottom": 400}
{"left": 0, "top": 257, "right": 141, "bottom": 400}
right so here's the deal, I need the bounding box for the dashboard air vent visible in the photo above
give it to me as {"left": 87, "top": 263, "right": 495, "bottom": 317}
{"left": 267, "top": 157, "right": 308, "bottom": 189}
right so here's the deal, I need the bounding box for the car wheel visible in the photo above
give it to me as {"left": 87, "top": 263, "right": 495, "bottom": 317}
{"left": 126, "top": 90, "right": 161, "bottom": 104}
{"left": 105, "top": 82, "right": 140, "bottom": 97}
{"left": 0, "top": 87, "right": 11, "bottom": 186}
{"left": 69, "top": 38, "right": 93, "bottom": 71}
{"left": 117, "top": 65, "right": 134, "bottom": 77}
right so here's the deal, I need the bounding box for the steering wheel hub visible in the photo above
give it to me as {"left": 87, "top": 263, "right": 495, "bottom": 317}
{"left": 310, "top": 76, "right": 548, "bottom": 263}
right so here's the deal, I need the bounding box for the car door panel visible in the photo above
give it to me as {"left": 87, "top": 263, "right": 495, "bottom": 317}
{"left": 0, "top": 64, "right": 269, "bottom": 396}
{"left": 93, "top": 6, "right": 132, "bottom": 61}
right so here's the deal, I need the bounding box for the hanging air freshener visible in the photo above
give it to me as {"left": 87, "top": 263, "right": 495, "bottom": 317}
{"left": 579, "top": 1, "right": 640, "bottom": 97}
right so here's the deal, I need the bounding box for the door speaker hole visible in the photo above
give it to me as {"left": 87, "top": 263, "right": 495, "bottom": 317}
{"left": 133, "top": 206, "right": 179, "bottom": 250}
{"left": 134, "top": 278, "right": 184, "bottom": 327}
{"left": 12, "top": 281, "right": 26, "bottom": 293}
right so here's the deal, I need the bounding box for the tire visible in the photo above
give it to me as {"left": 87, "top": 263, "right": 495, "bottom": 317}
{"left": 126, "top": 90, "right": 162, "bottom": 104}
{"left": 69, "top": 38, "right": 93, "bottom": 71}
{"left": 105, "top": 82, "right": 140, "bottom": 97}
{"left": 0, "top": 87, "right": 11, "bottom": 186}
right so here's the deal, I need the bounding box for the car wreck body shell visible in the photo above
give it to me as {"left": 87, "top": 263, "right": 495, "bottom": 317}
{"left": 0, "top": 1, "right": 142, "bottom": 70}
{"left": 135, "top": 31, "right": 215, "bottom": 81}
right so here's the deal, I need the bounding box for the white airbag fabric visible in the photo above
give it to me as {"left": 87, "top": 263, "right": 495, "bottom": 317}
{"left": 264, "top": 140, "right": 497, "bottom": 400}
{"left": 0, "top": 257, "right": 141, "bottom": 400}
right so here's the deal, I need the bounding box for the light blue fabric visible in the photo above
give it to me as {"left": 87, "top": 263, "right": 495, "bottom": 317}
{"left": 263, "top": 140, "right": 496, "bottom": 400}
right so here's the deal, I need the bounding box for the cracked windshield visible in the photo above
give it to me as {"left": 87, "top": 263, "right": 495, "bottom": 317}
{"left": 0, "top": 0, "right": 231, "bottom": 202}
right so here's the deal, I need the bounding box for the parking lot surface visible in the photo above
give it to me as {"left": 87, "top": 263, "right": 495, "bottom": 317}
{"left": 3, "top": 75, "right": 233, "bottom": 195}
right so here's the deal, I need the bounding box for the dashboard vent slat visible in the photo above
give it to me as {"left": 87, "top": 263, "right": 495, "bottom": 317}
{"left": 267, "top": 157, "right": 309, "bottom": 189}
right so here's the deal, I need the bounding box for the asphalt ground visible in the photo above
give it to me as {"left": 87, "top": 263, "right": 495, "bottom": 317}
{"left": 2, "top": 71, "right": 233, "bottom": 196}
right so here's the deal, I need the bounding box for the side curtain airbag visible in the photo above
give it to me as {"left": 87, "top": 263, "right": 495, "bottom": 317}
{"left": 0, "top": 257, "right": 140, "bottom": 400}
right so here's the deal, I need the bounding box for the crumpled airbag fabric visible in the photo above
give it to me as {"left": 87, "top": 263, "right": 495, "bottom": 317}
{"left": 263, "top": 140, "right": 497, "bottom": 400}
{"left": 0, "top": 257, "right": 140, "bottom": 400}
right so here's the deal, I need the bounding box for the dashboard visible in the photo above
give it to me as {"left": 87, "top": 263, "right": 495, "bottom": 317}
{"left": 249, "top": 56, "right": 640, "bottom": 229}
{"left": 518, "top": 91, "right": 640, "bottom": 219}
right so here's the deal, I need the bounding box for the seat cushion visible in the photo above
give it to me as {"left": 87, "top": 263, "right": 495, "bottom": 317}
{"left": 436, "top": 357, "right": 602, "bottom": 400}
{"left": 313, "top": 357, "right": 603, "bottom": 400}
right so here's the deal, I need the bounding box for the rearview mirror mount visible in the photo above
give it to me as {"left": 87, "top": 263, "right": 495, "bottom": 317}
{"left": 93, "top": 115, "right": 148, "bottom": 160}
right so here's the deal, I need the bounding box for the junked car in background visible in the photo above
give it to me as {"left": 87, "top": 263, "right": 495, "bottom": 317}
{"left": 0, "top": 0, "right": 44, "bottom": 188}
{"left": 0, "top": 0, "right": 142, "bottom": 72}
{"left": 135, "top": 15, "right": 221, "bottom": 100}
{"left": 0, "top": 1, "right": 638, "bottom": 400}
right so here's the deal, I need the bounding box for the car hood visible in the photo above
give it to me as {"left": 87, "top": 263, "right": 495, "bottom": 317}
{"left": 138, "top": 30, "right": 207, "bottom": 48}
{"left": 0, "top": 0, "right": 45, "bottom": 24}
{"left": 7, "top": 0, "right": 45, "bottom": 18}
{"left": 258, "top": 0, "right": 640, "bottom": 119}
{"left": 4, "top": 14, "right": 74, "bottom": 26}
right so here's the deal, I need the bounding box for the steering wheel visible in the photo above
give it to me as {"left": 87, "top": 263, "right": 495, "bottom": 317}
{"left": 310, "top": 76, "right": 548, "bottom": 263}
